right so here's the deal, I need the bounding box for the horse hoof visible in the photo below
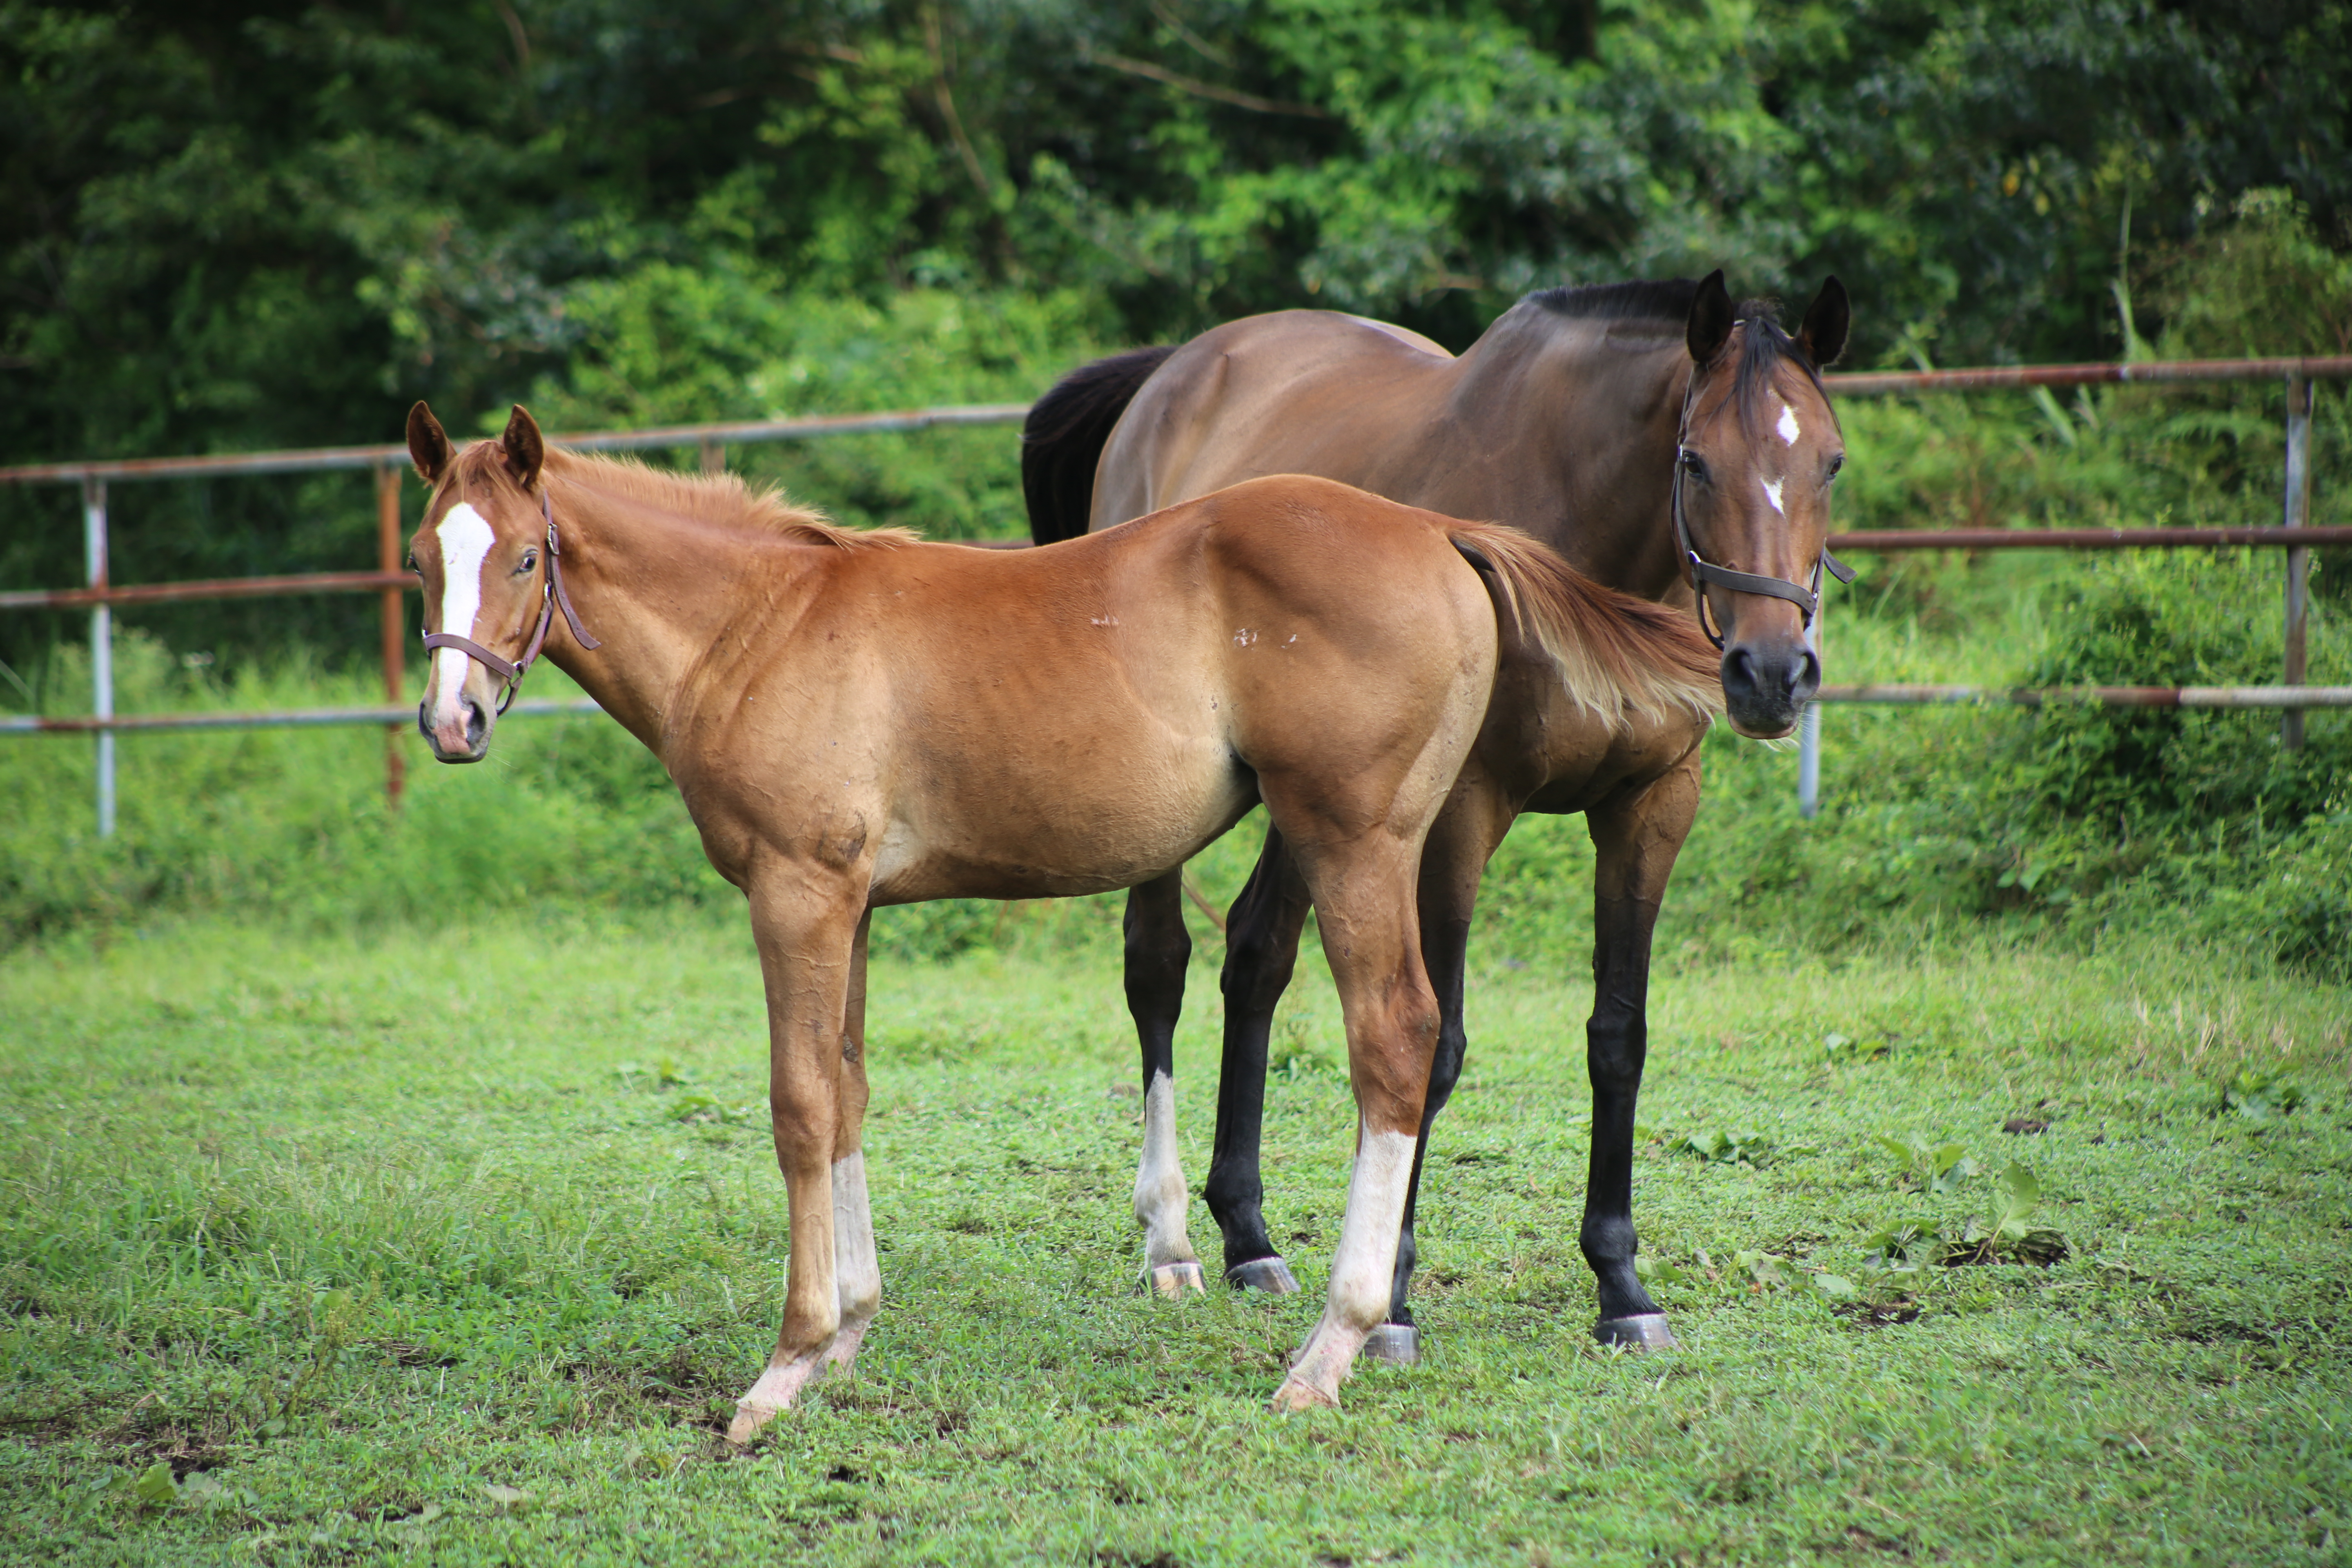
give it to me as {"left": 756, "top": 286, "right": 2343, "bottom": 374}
{"left": 1594, "top": 1313, "right": 1677, "bottom": 1351}
{"left": 1269, "top": 1374, "right": 1339, "bottom": 1413}
{"left": 1224, "top": 1256, "right": 1300, "bottom": 1294}
{"left": 724, "top": 1401, "right": 781, "bottom": 1446}
{"left": 1147, "top": 1262, "right": 1207, "bottom": 1298}
{"left": 1362, "top": 1323, "right": 1421, "bottom": 1366}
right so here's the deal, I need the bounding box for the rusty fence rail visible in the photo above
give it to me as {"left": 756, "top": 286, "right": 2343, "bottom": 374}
{"left": 0, "top": 361, "right": 2343, "bottom": 834}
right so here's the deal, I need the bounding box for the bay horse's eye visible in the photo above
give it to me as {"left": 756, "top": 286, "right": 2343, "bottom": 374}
{"left": 1679, "top": 449, "right": 1709, "bottom": 483}
{"left": 1826, "top": 453, "right": 1845, "bottom": 481}
{"left": 515, "top": 548, "right": 539, "bottom": 575}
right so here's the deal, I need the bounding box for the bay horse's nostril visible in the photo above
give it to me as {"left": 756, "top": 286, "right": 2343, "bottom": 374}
{"left": 464, "top": 698, "right": 488, "bottom": 750}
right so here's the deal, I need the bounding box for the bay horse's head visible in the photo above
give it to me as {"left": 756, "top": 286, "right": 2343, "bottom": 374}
{"left": 404, "top": 402, "right": 561, "bottom": 764}
{"left": 1675, "top": 271, "right": 1850, "bottom": 739}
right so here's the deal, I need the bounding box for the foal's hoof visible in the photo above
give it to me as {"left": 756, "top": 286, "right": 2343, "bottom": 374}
{"left": 1147, "top": 1262, "right": 1206, "bottom": 1298}
{"left": 1269, "top": 1374, "right": 1340, "bottom": 1413}
{"left": 1594, "top": 1312, "right": 1677, "bottom": 1351}
{"left": 1224, "top": 1256, "right": 1301, "bottom": 1295}
{"left": 1362, "top": 1323, "right": 1420, "bottom": 1365}
{"left": 724, "top": 1401, "right": 782, "bottom": 1446}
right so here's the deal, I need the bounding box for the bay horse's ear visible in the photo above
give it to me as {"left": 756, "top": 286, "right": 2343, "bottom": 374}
{"left": 407, "top": 402, "right": 452, "bottom": 485}
{"left": 500, "top": 405, "right": 546, "bottom": 490}
{"left": 1686, "top": 270, "right": 1735, "bottom": 367}
{"left": 1797, "top": 276, "right": 1850, "bottom": 368}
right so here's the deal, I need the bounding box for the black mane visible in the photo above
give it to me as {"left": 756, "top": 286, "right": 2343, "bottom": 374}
{"left": 1526, "top": 278, "right": 1700, "bottom": 324}
{"left": 1530, "top": 278, "right": 1829, "bottom": 432}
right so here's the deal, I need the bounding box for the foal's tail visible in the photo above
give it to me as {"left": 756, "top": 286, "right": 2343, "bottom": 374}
{"left": 1022, "top": 345, "right": 1178, "bottom": 545}
{"left": 1446, "top": 521, "right": 1722, "bottom": 729}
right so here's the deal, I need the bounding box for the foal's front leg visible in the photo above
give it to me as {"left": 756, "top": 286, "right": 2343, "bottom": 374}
{"left": 1581, "top": 751, "right": 1702, "bottom": 1350}
{"left": 728, "top": 872, "right": 868, "bottom": 1445}
{"left": 1123, "top": 872, "right": 1206, "bottom": 1296}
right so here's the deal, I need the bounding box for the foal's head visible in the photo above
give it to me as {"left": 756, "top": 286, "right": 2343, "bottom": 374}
{"left": 404, "top": 402, "right": 553, "bottom": 763}
{"left": 1675, "top": 272, "right": 1849, "bottom": 739}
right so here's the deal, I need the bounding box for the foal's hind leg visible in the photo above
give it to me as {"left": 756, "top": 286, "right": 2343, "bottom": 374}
{"left": 1203, "top": 826, "right": 1311, "bottom": 1294}
{"left": 1581, "top": 751, "right": 1702, "bottom": 1350}
{"left": 1124, "top": 872, "right": 1206, "bottom": 1296}
{"left": 1270, "top": 837, "right": 1441, "bottom": 1411}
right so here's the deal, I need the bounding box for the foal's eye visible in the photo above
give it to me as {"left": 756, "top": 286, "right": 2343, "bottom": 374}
{"left": 514, "top": 548, "right": 539, "bottom": 575}
{"left": 1826, "top": 453, "right": 1845, "bottom": 481}
{"left": 404, "top": 552, "right": 418, "bottom": 574}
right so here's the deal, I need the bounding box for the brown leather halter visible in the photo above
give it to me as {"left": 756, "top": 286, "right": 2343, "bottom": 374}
{"left": 1669, "top": 352, "right": 1853, "bottom": 651}
{"left": 421, "top": 484, "right": 601, "bottom": 713}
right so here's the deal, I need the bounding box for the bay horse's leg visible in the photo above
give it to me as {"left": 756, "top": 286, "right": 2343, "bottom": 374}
{"left": 1203, "top": 826, "right": 1310, "bottom": 1294}
{"left": 820, "top": 910, "right": 881, "bottom": 1379}
{"left": 1581, "top": 748, "right": 1703, "bottom": 1350}
{"left": 1123, "top": 872, "right": 1206, "bottom": 1296}
{"left": 727, "top": 871, "right": 866, "bottom": 1445}
{"left": 1270, "top": 835, "right": 1439, "bottom": 1412}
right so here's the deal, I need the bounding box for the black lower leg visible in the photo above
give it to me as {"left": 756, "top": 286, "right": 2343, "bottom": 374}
{"left": 1203, "top": 829, "right": 1309, "bottom": 1275}
{"left": 1580, "top": 892, "right": 1661, "bottom": 1326}
{"left": 1387, "top": 909, "right": 1472, "bottom": 1326}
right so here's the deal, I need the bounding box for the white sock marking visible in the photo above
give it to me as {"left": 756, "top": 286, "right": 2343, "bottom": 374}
{"left": 1776, "top": 401, "right": 1802, "bottom": 445}
{"left": 1761, "top": 477, "right": 1786, "bottom": 517}
{"left": 430, "top": 503, "right": 495, "bottom": 725}
{"left": 831, "top": 1151, "right": 880, "bottom": 1323}
{"left": 1132, "top": 1070, "right": 1195, "bottom": 1270}
{"left": 1279, "top": 1122, "right": 1419, "bottom": 1404}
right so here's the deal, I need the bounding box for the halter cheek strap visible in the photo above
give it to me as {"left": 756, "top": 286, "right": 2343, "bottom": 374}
{"left": 1670, "top": 362, "right": 1855, "bottom": 651}
{"left": 421, "top": 485, "right": 602, "bottom": 714}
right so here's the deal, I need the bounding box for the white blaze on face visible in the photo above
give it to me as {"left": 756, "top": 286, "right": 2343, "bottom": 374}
{"left": 430, "top": 503, "right": 496, "bottom": 722}
{"left": 1761, "top": 477, "right": 1786, "bottom": 517}
{"left": 1776, "top": 401, "right": 1802, "bottom": 446}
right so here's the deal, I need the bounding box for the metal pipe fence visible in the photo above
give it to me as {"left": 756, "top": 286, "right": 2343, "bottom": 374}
{"left": 0, "top": 363, "right": 2342, "bottom": 835}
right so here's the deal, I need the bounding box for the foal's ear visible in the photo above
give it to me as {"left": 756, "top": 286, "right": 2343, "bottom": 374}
{"left": 1686, "top": 270, "right": 1735, "bottom": 367}
{"left": 500, "top": 405, "right": 546, "bottom": 490}
{"left": 1797, "top": 276, "right": 1851, "bottom": 368}
{"left": 407, "top": 402, "right": 452, "bottom": 485}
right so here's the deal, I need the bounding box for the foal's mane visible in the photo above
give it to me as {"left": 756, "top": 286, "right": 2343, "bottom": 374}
{"left": 455, "top": 443, "right": 918, "bottom": 550}
{"left": 1525, "top": 278, "right": 1836, "bottom": 439}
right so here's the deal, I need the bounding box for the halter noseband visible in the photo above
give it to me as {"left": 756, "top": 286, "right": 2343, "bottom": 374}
{"left": 1669, "top": 356, "right": 1854, "bottom": 651}
{"left": 420, "top": 484, "right": 602, "bottom": 714}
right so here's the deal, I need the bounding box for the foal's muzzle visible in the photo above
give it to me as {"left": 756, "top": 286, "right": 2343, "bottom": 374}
{"left": 420, "top": 695, "right": 491, "bottom": 763}
{"left": 1720, "top": 640, "right": 1819, "bottom": 739}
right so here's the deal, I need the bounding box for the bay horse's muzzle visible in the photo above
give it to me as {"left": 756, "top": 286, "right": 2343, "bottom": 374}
{"left": 1720, "top": 636, "right": 1818, "bottom": 739}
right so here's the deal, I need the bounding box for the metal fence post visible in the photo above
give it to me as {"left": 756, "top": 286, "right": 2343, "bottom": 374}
{"left": 2283, "top": 376, "right": 2313, "bottom": 750}
{"left": 1797, "top": 591, "right": 1823, "bottom": 817}
{"left": 82, "top": 476, "right": 114, "bottom": 837}
{"left": 700, "top": 438, "right": 724, "bottom": 475}
{"left": 376, "top": 463, "right": 408, "bottom": 808}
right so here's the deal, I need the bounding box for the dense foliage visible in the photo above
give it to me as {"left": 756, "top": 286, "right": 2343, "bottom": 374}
{"left": 0, "top": 3, "right": 2347, "bottom": 973}
{"left": 5, "top": 0, "right": 2349, "bottom": 659}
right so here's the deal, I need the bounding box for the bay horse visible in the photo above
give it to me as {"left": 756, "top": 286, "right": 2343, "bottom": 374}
{"left": 401, "top": 402, "right": 1705, "bottom": 1430}
{"left": 1021, "top": 272, "right": 1850, "bottom": 1356}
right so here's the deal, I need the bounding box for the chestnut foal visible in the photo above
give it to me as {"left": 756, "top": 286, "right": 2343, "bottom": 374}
{"left": 403, "top": 403, "right": 1660, "bottom": 1429}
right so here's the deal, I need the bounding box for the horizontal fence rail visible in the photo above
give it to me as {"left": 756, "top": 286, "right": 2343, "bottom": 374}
{"left": 1, "top": 355, "right": 2341, "bottom": 834}
{"left": 0, "top": 404, "right": 1033, "bottom": 486}
{"left": 0, "top": 698, "right": 604, "bottom": 734}
{"left": 1817, "top": 685, "right": 2352, "bottom": 709}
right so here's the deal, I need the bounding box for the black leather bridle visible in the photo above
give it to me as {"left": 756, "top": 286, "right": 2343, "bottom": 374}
{"left": 1669, "top": 360, "right": 1853, "bottom": 651}
{"left": 421, "top": 484, "right": 601, "bottom": 714}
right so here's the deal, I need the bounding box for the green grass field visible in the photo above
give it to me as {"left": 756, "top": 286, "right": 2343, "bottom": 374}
{"left": 3, "top": 915, "right": 2346, "bottom": 1565}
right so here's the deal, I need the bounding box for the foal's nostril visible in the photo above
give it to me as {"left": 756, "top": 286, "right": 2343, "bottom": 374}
{"left": 464, "top": 699, "right": 488, "bottom": 749}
